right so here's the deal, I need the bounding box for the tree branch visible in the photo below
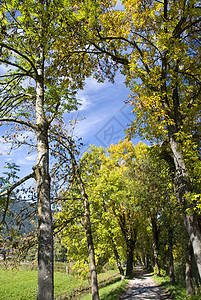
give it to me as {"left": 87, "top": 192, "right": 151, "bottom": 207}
{"left": 0, "top": 118, "right": 36, "bottom": 130}
{"left": 172, "top": 17, "right": 201, "bottom": 39}
{"left": 0, "top": 59, "right": 33, "bottom": 78}
{"left": 93, "top": 35, "right": 151, "bottom": 74}
{"left": 0, "top": 172, "right": 35, "bottom": 227}
{"left": 89, "top": 40, "right": 129, "bottom": 66}
{"left": 0, "top": 172, "right": 35, "bottom": 198}
{"left": 53, "top": 214, "right": 83, "bottom": 234}
{"left": 0, "top": 72, "right": 30, "bottom": 79}
{"left": 0, "top": 42, "right": 37, "bottom": 75}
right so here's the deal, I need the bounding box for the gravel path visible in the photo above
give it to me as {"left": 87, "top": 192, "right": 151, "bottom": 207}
{"left": 120, "top": 267, "right": 172, "bottom": 300}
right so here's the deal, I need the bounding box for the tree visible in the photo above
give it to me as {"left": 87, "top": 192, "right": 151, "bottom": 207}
{"left": 127, "top": 142, "right": 177, "bottom": 279}
{"left": 55, "top": 139, "right": 137, "bottom": 279}
{"left": 50, "top": 127, "right": 100, "bottom": 300}
{"left": 0, "top": 1, "right": 90, "bottom": 298}
{"left": 82, "top": 0, "right": 201, "bottom": 278}
{"left": 90, "top": 140, "right": 140, "bottom": 276}
{"left": 65, "top": 139, "right": 100, "bottom": 300}
{"left": 0, "top": 162, "right": 37, "bottom": 269}
{"left": 80, "top": 145, "right": 126, "bottom": 278}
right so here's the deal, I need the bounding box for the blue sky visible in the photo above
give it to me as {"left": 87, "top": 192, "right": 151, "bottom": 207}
{"left": 68, "top": 73, "right": 140, "bottom": 151}
{"left": 0, "top": 72, "right": 142, "bottom": 180}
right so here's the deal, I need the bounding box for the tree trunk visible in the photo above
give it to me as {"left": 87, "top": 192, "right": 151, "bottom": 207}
{"left": 139, "top": 254, "right": 145, "bottom": 267}
{"left": 117, "top": 214, "right": 137, "bottom": 277}
{"left": 67, "top": 138, "right": 100, "bottom": 300}
{"left": 111, "top": 241, "right": 125, "bottom": 279}
{"left": 146, "top": 255, "right": 152, "bottom": 270}
{"left": 125, "top": 236, "right": 136, "bottom": 277}
{"left": 105, "top": 223, "right": 124, "bottom": 278}
{"left": 169, "top": 133, "right": 201, "bottom": 279}
{"left": 150, "top": 216, "right": 160, "bottom": 276}
{"left": 186, "top": 240, "right": 194, "bottom": 295}
{"left": 168, "top": 226, "right": 175, "bottom": 283}
{"left": 83, "top": 192, "right": 100, "bottom": 300}
{"left": 35, "top": 55, "right": 54, "bottom": 300}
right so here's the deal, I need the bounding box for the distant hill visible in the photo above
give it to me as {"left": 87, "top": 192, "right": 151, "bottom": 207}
{"left": 5, "top": 200, "right": 37, "bottom": 234}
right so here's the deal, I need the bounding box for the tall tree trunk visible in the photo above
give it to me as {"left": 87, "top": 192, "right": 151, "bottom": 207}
{"left": 186, "top": 240, "right": 194, "bottom": 295}
{"left": 117, "top": 213, "right": 137, "bottom": 277}
{"left": 169, "top": 133, "right": 201, "bottom": 279}
{"left": 140, "top": 253, "right": 152, "bottom": 270}
{"left": 163, "top": 0, "right": 201, "bottom": 280}
{"left": 145, "top": 255, "right": 152, "bottom": 270}
{"left": 35, "top": 54, "right": 54, "bottom": 300}
{"left": 67, "top": 139, "right": 99, "bottom": 300}
{"left": 126, "top": 238, "right": 135, "bottom": 276}
{"left": 102, "top": 205, "right": 124, "bottom": 279}
{"left": 126, "top": 222, "right": 137, "bottom": 277}
{"left": 168, "top": 226, "right": 175, "bottom": 283}
{"left": 139, "top": 254, "right": 145, "bottom": 268}
{"left": 110, "top": 237, "right": 125, "bottom": 279}
{"left": 150, "top": 216, "right": 160, "bottom": 276}
{"left": 82, "top": 191, "right": 100, "bottom": 300}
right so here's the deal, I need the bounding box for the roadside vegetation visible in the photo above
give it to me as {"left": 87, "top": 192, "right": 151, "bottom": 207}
{"left": 0, "top": 267, "right": 121, "bottom": 300}
{"left": 153, "top": 273, "right": 201, "bottom": 300}
{"left": 81, "top": 279, "right": 128, "bottom": 300}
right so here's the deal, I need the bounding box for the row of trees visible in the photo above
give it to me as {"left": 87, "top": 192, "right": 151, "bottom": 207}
{"left": 0, "top": 0, "right": 200, "bottom": 299}
{"left": 55, "top": 139, "right": 199, "bottom": 295}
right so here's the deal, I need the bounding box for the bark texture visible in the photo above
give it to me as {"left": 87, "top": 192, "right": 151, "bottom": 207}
{"left": 168, "top": 226, "right": 175, "bottom": 283}
{"left": 126, "top": 238, "right": 136, "bottom": 276}
{"left": 150, "top": 216, "right": 160, "bottom": 276}
{"left": 186, "top": 240, "right": 194, "bottom": 295}
{"left": 83, "top": 197, "right": 100, "bottom": 300}
{"left": 111, "top": 237, "right": 125, "bottom": 279}
{"left": 35, "top": 58, "right": 54, "bottom": 300}
{"left": 118, "top": 212, "right": 137, "bottom": 277}
{"left": 169, "top": 134, "right": 201, "bottom": 279}
{"left": 68, "top": 139, "right": 100, "bottom": 300}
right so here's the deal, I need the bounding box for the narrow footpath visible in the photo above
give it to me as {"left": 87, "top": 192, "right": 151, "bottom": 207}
{"left": 120, "top": 267, "right": 172, "bottom": 300}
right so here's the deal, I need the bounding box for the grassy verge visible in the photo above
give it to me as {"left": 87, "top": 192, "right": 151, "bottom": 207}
{"left": 0, "top": 268, "right": 120, "bottom": 299}
{"left": 81, "top": 278, "right": 128, "bottom": 300}
{"left": 152, "top": 275, "right": 201, "bottom": 300}
{"left": 0, "top": 269, "right": 37, "bottom": 300}
{"left": 0, "top": 268, "right": 90, "bottom": 300}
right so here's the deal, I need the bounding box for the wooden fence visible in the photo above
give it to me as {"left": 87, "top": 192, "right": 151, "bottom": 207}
{"left": 0, "top": 261, "right": 74, "bottom": 275}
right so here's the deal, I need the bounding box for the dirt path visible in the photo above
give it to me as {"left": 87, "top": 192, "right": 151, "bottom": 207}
{"left": 120, "top": 267, "right": 172, "bottom": 300}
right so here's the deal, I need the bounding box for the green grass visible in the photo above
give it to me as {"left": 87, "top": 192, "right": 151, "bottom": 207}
{"left": 152, "top": 275, "right": 201, "bottom": 300}
{"left": 97, "top": 270, "right": 119, "bottom": 282}
{"left": 54, "top": 272, "right": 89, "bottom": 299}
{"left": 81, "top": 278, "right": 128, "bottom": 300}
{"left": 0, "top": 268, "right": 120, "bottom": 300}
{"left": 0, "top": 269, "right": 89, "bottom": 300}
{"left": 0, "top": 269, "right": 37, "bottom": 300}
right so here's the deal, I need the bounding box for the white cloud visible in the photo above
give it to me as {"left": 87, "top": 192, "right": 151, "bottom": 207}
{"left": 73, "top": 115, "right": 104, "bottom": 138}
{"left": 77, "top": 95, "right": 92, "bottom": 111}
{"left": 16, "top": 152, "right": 37, "bottom": 166}
{"left": 84, "top": 77, "right": 109, "bottom": 93}
{"left": 25, "top": 153, "right": 37, "bottom": 162}
{"left": 5, "top": 157, "right": 12, "bottom": 162}
{"left": 0, "top": 137, "right": 12, "bottom": 155}
{"left": 0, "top": 134, "right": 37, "bottom": 167}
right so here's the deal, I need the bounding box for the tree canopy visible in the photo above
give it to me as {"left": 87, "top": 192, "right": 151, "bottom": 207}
{"left": 0, "top": 1, "right": 201, "bottom": 298}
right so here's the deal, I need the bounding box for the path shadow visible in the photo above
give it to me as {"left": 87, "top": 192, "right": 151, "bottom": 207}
{"left": 120, "top": 267, "right": 172, "bottom": 300}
